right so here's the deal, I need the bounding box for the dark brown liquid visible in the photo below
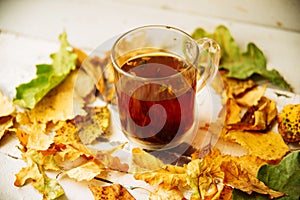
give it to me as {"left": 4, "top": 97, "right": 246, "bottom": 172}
{"left": 115, "top": 54, "right": 197, "bottom": 147}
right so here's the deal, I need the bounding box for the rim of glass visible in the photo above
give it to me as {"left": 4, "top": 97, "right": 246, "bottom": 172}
{"left": 110, "top": 25, "right": 199, "bottom": 81}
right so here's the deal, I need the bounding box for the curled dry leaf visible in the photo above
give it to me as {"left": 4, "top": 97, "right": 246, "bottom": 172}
{"left": 221, "top": 160, "right": 285, "bottom": 199}
{"left": 0, "top": 116, "right": 14, "bottom": 140}
{"left": 88, "top": 183, "right": 136, "bottom": 200}
{"left": 227, "top": 97, "right": 278, "bottom": 131}
{"left": 75, "top": 106, "right": 111, "bottom": 145}
{"left": 235, "top": 84, "right": 267, "bottom": 107}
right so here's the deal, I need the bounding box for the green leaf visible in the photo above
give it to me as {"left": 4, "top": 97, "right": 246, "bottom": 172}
{"left": 191, "top": 25, "right": 293, "bottom": 91}
{"left": 232, "top": 151, "right": 300, "bottom": 200}
{"left": 13, "top": 31, "right": 77, "bottom": 109}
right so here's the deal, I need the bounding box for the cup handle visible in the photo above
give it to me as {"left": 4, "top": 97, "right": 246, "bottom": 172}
{"left": 196, "top": 38, "right": 221, "bottom": 92}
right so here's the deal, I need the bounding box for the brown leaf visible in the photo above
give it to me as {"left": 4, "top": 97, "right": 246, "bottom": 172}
{"left": 88, "top": 184, "right": 136, "bottom": 200}
{"left": 227, "top": 97, "right": 278, "bottom": 132}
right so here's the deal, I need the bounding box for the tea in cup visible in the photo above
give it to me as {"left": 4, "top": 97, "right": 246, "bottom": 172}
{"left": 111, "top": 25, "right": 220, "bottom": 150}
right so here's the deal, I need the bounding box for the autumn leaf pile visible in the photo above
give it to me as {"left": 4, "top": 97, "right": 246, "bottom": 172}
{"left": 0, "top": 28, "right": 299, "bottom": 200}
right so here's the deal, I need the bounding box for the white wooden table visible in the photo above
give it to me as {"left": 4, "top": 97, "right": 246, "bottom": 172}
{"left": 0, "top": 0, "right": 300, "bottom": 199}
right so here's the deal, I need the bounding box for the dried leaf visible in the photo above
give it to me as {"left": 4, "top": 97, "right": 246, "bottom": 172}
{"left": 54, "top": 120, "right": 81, "bottom": 144}
{"left": 149, "top": 185, "right": 185, "bottom": 200}
{"left": 0, "top": 116, "right": 14, "bottom": 140}
{"left": 14, "top": 156, "right": 64, "bottom": 199}
{"left": 186, "top": 158, "right": 224, "bottom": 199}
{"left": 225, "top": 131, "right": 290, "bottom": 162}
{"left": 224, "top": 98, "right": 241, "bottom": 124}
{"left": 223, "top": 76, "right": 256, "bottom": 98}
{"left": 0, "top": 90, "right": 15, "bottom": 117}
{"left": 65, "top": 160, "right": 104, "bottom": 181}
{"left": 130, "top": 148, "right": 164, "bottom": 173}
{"left": 88, "top": 184, "right": 136, "bottom": 200}
{"left": 235, "top": 85, "right": 267, "bottom": 107}
{"left": 227, "top": 97, "right": 278, "bottom": 131}
{"left": 26, "top": 122, "right": 53, "bottom": 151}
{"left": 221, "top": 160, "right": 285, "bottom": 199}
{"left": 76, "top": 106, "right": 111, "bottom": 144}
{"left": 134, "top": 165, "right": 188, "bottom": 189}
{"left": 26, "top": 70, "right": 86, "bottom": 124}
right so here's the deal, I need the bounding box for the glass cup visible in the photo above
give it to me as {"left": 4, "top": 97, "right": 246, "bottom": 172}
{"left": 111, "top": 25, "right": 220, "bottom": 150}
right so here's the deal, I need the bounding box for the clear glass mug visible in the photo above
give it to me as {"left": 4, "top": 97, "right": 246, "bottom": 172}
{"left": 111, "top": 25, "right": 220, "bottom": 150}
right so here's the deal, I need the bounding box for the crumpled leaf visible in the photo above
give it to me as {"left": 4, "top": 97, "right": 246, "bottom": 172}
{"left": 14, "top": 155, "right": 64, "bottom": 199}
{"left": 134, "top": 164, "right": 188, "bottom": 189}
{"left": 88, "top": 184, "right": 136, "bottom": 200}
{"left": 14, "top": 31, "right": 78, "bottom": 109}
{"left": 186, "top": 158, "right": 224, "bottom": 199}
{"left": 75, "top": 106, "right": 111, "bottom": 144}
{"left": 221, "top": 160, "right": 285, "bottom": 199}
{"left": 94, "top": 143, "right": 129, "bottom": 172}
{"left": 191, "top": 25, "right": 292, "bottom": 91}
{"left": 65, "top": 160, "right": 104, "bottom": 181}
{"left": 225, "top": 131, "right": 290, "bottom": 162}
{"left": 222, "top": 76, "right": 256, "bottom": 98}
{"left": 227, "top": 96, "right": 277, "bottom": 131}
{"left": 26, "top": 122, "right": 53, "bottom": 151}
{"left": 149, "top": 185, "right": 185, "bottom": 200}
{"left": 235, "top": 84, "right": 267, "bottom": 107}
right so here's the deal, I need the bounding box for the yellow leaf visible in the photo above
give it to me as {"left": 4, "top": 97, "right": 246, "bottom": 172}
{"left": 27, "top": 122, "right": 53, "bottom": 151}
{"left": 235, "top": 84, "right": 267, "bottom": 107}
{"left": 130, "top": 148, "right": 164, "bottom": 173}
{"left": 54, "top": 120, "right": 81, "bottom": 144}
{"left": 26, "top": 70, "right": 86, "bottom": 124}
{"left": 0, "top": 116, "right": 14, "bottom": 140}
{"left": 14, "top": 157, "right": 64, "bottom": 199}
{"left": 134, "top": 165, "right": 188, "bottom": 189}
{"left": 149, "top": 185, "right": 185, "bottom": 200}
{"left": 75, "top": 106, "right": 111, "bottom": 144}
{"left": 65, "top": 160, "right": 104, "bottom": 181}
{"left": 220, "top": 160, "right": 285, "bottom": 199}
{"left": 88, "top": 183, "right": 136, "bottom": 200}
{"left": 225, "top": 131, "right": 290, "bottom": 162}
